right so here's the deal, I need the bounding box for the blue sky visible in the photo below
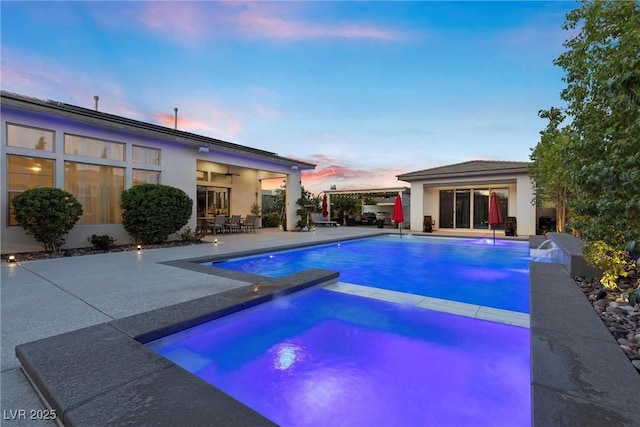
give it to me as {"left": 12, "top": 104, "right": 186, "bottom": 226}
{"left": 1, "top": 1, "right": 576, "bottom": 193}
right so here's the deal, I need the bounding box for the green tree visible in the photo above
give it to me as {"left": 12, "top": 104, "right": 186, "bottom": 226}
{"left": 529, "top": 107, "right": 573, "bottom": 232}
{"left": 331, "top": 195, "right": 361, "bottom": 224}
{"left": 121, "top": 184, "right": 192, "bottom": 244}
{"left": 12, "top": 187, "right": 83, "bottom": 253}
{"left": 556, "top": 1, "right": 640, "bottom": 248}
{"left": 295, "top": 187, "right": 315, "bottom": 229}
{"left": 553, "top": 1, "right": 640, "bottom": 289}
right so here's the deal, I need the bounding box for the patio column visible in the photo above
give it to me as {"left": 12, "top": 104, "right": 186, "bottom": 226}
{"left": 285, "top": 170, "right": 302, "bottom": 231}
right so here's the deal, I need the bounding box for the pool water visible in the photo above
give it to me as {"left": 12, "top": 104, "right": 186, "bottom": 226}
{"left": 208, "top": 235, "right": 532, "bottom": 313}
{"left": 148, "top": 288, "right": 531, "bottom": 426}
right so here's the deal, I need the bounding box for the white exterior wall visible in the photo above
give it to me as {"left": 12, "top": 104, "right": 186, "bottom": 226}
{"left": 409, "top": 173, "right": 536, "bottom": 235}
{"left": 1, "top": 104, "right": 304, "bottom": 253}
{"left": 516, "top": 174, "right": 536, "bottom": 236}
{"left": 285, "top": 172, "right": 302, "bottom": 231}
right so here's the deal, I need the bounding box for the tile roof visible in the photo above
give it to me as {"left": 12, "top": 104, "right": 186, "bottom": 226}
{"left": 397, "top": 160, "right": 530, "bottom": 181}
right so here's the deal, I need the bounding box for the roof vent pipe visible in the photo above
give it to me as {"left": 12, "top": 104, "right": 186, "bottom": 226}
{"left": 94, "top": 95, "right": 99, "bottom": 111}
{"left": 174, "top": 107, "right": 178, "bottom": 129}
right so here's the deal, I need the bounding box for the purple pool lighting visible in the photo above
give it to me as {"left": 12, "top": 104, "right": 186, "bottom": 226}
{"left": 148, "top": 289, "right": 531, "bottom": 426}
{"left": 208, "top": 235, "right": 531, "bottom": 313}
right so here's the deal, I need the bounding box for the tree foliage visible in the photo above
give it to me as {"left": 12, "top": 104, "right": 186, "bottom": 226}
{"left": 529, "top": 107, "right": 573, "bottom": 232}
{"left": 121, "top": 184, "right": 192, "bottom": 244}
{"left": 555, "top": 1, "right": 640, "bottom": 249}
{"left": 12, "top": 187, "right": 83, "bottom": 253}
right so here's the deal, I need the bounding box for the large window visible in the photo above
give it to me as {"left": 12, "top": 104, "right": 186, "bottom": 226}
{"left": 133, "top": 145, "right": 160, "bottom": 165}
{"left": 133, "top": 169, "right": 160, "bottom": 185}
{"left": 7, "top": 123, "right": 54, "bottom": 151}
{"left": 65, "top": 162, "right": 124, "bottom": 224}
{"left": 197, "top": 186, "right": 229, "bottom": 217}
{"left": 7, "top": 155, "right": 55, "bottom": 225}
{"left": 64, "top": 134, "right": 125, "bottom": 160}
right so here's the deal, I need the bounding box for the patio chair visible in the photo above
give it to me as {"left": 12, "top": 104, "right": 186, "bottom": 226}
{"left": 211, "top": 215, "right": 227, "bottom": 234}
{"left": 423, "top": 216, "right": 433, "bottom": 233}
{"left": 505, "top": 217, "right": 517, "bottom": 236}
{"left": 241, "top": 215, "right": 256, "bottom": 233}
{"left": 227, "top": 215, "right": 241, "bottom": 233}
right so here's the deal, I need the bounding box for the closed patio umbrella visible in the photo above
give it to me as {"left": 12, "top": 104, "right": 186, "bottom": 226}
{"left": 392, "top": 194, "right": 405, "bottom": 237}
{"left": 322, "top": 194, "right": 328, "bottom": 218}
{"left": 488, "top": 192, "right": 503, "bottom": 244}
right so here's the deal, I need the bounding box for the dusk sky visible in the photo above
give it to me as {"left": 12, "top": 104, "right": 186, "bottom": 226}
{"left": 1, "top": 1, "right": 577, "bottom": 194}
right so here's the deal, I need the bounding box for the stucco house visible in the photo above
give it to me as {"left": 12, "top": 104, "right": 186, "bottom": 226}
{"left": 1, "top": 91, "right": 315, "bottom": 254}
{"left": 396, "top": 160, "right": 536, "bottom": 236}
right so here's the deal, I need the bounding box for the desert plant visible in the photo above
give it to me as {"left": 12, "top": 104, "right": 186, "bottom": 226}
{"left": 12, "top": 187, "right": 83, "bottom": 253}
{"left": 88, "top": 234, "right": 116, "bottom": 251}
{"left": 121, "top": 184, "right": 192, "bottom": 245}
{"left": 250, "top": 202, "right": 262, "bottom": 217}
{"left": 582, "top": 240, "right": 633, "bottom": 289}
{"left": 178, "top": 227, "right": 202, "bottom": 243}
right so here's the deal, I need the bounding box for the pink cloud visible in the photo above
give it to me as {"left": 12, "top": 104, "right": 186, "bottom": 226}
{"left": 139, "top": 2, "right": 211, "bottom": 41}
{"left": 234, "top": 10, "right": 402, "bottom": 42}
{"left": 153, "top": 107, "right": 243, "bottom": 140}
{"left": 135, "top": 2, "right": 404, "bottom": 44}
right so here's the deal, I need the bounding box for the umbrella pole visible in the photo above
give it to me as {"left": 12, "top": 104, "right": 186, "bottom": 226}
{"left": 493, "top": 227, "right": 496, "bottom": 244}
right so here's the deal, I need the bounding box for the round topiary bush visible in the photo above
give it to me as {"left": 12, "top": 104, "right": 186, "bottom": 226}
{"left": 121, "top": 184, "right": 193, "bottom": 245}
{"left": 12, "top": 187, "right": 83, "bottom": 253}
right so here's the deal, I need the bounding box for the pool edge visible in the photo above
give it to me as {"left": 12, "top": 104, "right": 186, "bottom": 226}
{"left": 529, "top": 260, "right": 640, "bottom": 426}
{"left": 15, "top": 270, "right": 338, "bottom": 426}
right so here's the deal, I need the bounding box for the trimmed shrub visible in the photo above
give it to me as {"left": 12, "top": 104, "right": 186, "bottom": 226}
{"left": 12, "top": 187, "right": 83, "bottom": 253}
{"left": 262, "top": 212, "right": 281, "bottom": 228}
{"left": 121, "top": 184, "right": 192, "bottom": 245}
{"left": 88, "top": 234, "right": 117, "bottom": 251}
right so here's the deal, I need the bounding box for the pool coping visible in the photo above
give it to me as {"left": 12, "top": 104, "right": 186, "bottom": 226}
{"left": 530, "top": 234, "right": 640, "bottom": 425}
{"left": 14, "top": 234, "right": 640, "bottom": 425}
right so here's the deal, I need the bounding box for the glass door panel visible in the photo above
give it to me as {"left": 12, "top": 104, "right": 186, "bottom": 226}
{"left": 439, "top": 190, "right": 454, "bottom": 228}
{"left": 455, "top": 189, "right": 470, "bottom": 229}
{"left": 473, "top": 189, "right": 489, "bottom": 229}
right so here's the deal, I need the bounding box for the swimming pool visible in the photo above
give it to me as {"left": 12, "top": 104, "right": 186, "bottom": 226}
{"left": 206, "top": 235, "right": 532, "bottom": 313}
{"left": 148, "top": 288, "right": 531, "bottom": 426}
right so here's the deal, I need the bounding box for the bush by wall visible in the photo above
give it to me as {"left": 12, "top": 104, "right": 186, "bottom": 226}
{"left": 121, "top": 184, "right": 192, "bottom": 245}
{"left": 12, "top": 187, "right": 83, "bottom": 253}
{"left": 262, "top": 212, "right": 281, "bottom": 228}
{"left": 88, "top": 234, "right": 117, "bottom": 252}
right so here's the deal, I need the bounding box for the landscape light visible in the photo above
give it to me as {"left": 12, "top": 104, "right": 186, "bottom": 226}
{"left": 8, "top": 255, "right": 16, "bottom": 263}
{"left": 137, "top": 244, "right": 142, "bottom": 250}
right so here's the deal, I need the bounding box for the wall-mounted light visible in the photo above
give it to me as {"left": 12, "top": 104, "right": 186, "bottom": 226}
{"left": 7, "top": 255, "right": 16, "bottom": 263}
{"left": 198, "top": 146, "right": 210, "bottom": 153}
{"left": 291, "top": 165, "right": 299, "bottom": 170}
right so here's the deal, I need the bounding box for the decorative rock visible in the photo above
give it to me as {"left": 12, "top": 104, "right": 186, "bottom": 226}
{"left": 577, "top": 270, "right": 640, "bottom": 372}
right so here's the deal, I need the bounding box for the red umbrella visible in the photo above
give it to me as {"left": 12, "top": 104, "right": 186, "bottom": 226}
{"left": 322, "top": 194, "right": 328, "bottom": 218}
{"left": 488, "top": 192, "right": 503, "bottom": 244}
{"left": 392, "top": 194, "right": 404, "bottom": 237}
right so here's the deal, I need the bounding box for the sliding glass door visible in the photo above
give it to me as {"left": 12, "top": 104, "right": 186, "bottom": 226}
{"left": 440, "top": 188, "right": 508, "bottom": 230}
{"left": 439, "top": 190, "right": 454, "bottom": 228}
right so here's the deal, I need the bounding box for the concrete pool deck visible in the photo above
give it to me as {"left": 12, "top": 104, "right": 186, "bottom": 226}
{"left": 2, "top": 228, "right": 639, "bottom": 425}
